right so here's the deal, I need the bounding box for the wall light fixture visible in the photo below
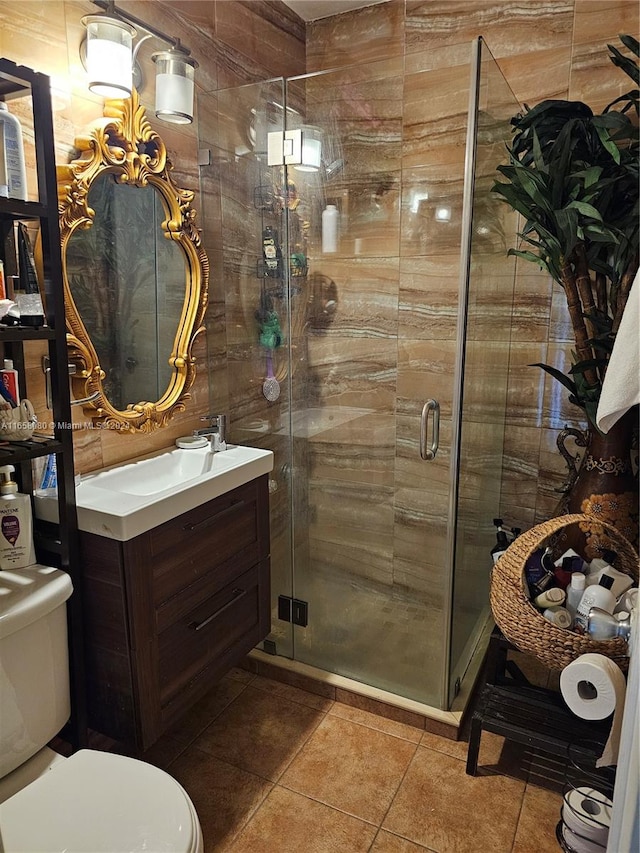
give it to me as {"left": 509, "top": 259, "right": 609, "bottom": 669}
{"left": 81, "top": 0, "right": 198, "bottom": 124}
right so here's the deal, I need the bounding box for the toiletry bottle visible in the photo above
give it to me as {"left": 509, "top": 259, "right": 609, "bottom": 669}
{"left": 322, "top": 204, "right": 339, "bottom": 253}
{"left": 530, "top": 548, "right": 556, "bottom": 597}
{"left": 614, "top": 587, "right": 637, "bottom": 615}
{"left": 490, "top": 518, "right": 510, "bottom": 564}
{"left": 534, "top": 587, "right": 566, "bottom": 609}
{"left": 0, "top": 102, "right": 28, "bottom": 200}
{"left": 16, "top": 223, "right": 45, "bottom": 327}
{"left": 0, "top": 359, "right": 19, "bottom": 407}
{"left": 565, "top": 572, "right": 586, "bottom": 624}
{"left": 0, "top": 464, "right": 36, "bottom": 570}
{"left": 262, "top": 226, "right": 282, "bottom": 278}
{"left": 575, "top": 575, "right": 616, "bottom": 632}
{"left": 543, "top": 607, "right": 572, "bottom": 629}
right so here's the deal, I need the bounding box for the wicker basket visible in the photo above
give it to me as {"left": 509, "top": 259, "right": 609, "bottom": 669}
{"left": 490, "top": 513, "right": 639, "bottom": 672}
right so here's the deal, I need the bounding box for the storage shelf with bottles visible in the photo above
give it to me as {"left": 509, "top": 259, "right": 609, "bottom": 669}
{"left": 0, "top": 56, "right": 86, "bottom": 747}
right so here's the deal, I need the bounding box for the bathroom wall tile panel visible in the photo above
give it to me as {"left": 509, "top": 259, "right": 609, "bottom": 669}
{"left": 308, "top": 489, "right": 395, "bottom": 586}
{"left": 548, "top": 287, "right": 576, "bottom": 344}
{"left": 500, "top": 425, "right": 544, "bottom": 510}
{"left": 510, "top": 268, "right": 554, "bottom": 344}
{"left": 405, "top": 0, "right": 574, "bottom": 60}
{"left": 457, "top": 419, "right": 508, "bottom": 500}
{"left": 505, "top": 342, "right": 549, "bottom": 428}
{"left": 465, "top": 271, "right": 517, "bottom": 343}
{"left": 397, "top": 339, "right": 456, "bottom": 419}
{"left": 306, "top": 337, "right": 397, "bottom": 413}
{"left": 307, "top": 414, "right": 396, "bottom": 488}
{"left": 496, "top": 46, "right": 571, "bottom": 105}
{"left": 541, "top": 343, "right": 586, "bottom": 430}
{"left": 398, "top": 256, "right": 459, "bottom": 341}
{"left": 393, "top": 487, "right": 449, "bottom": 583}
{"left": 306, "top": 0, "right": 404, "bottom": 72}
{"left": 304, "top": 257, "right": 399, "bottom": 339}
{"left": 391, "top": 554, "right": 447, "bottom": 605}
{"left": 400, "top": 166, "right": 465, "bottom": 258}
{"left": 569, "top": 1, "right": 640, "bottom": 111}
{"left": 0, "top": 1, "right": 68, "bottom": 79}
{"left": 214, "top": 0, "right": 305, "bottom": 81}
{"left": 403, "top": 64, "right": 471, "bottom": 169}
{"left": 120, "top": 0, "right": 219, "bottom": 94}
{"left": 456, "top": 340, "right": 512, "bottom": 425}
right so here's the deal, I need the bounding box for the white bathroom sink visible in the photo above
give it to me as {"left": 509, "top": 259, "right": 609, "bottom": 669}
{"left": 34, "top": 444, "right": 273, "bottom": 541}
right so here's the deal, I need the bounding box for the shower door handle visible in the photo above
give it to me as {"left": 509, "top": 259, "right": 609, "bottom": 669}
{"left": 420, "top": 399, "right": 440, "bottom": 461}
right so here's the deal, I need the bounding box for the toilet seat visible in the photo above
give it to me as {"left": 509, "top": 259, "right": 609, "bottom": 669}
{"left": 0, "top": 749, "right": 203, "bottom": 853}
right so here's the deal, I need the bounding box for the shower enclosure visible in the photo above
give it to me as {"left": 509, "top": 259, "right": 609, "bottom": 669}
{"left": 198, "top": 38, "right": 520, "bottom": 712}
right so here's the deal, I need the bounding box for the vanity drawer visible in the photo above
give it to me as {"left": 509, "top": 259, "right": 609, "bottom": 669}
{"left": 150, "top": 477, "right": 269, "bottom": 606}
{"left": 157, "top": 561, "right": 267, "bottom": 708}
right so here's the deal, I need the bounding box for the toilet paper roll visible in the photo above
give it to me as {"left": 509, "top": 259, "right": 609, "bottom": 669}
{"left": 560, "top": 654, "right": 626, "bottom": 767}
{"left": 562, "top": 823, "right": 607, "bottom": 853}
{"left": 562, "top": 786, "right": 612, "bottom": 846}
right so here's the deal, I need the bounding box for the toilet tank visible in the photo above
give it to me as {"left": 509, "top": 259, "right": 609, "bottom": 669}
{"left": 0, "top": 566, "right": 73, "bottom": 778}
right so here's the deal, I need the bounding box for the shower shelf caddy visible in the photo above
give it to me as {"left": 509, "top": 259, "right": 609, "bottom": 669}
{"left": 0, "top": 58, "right": 86, "bottom": 747}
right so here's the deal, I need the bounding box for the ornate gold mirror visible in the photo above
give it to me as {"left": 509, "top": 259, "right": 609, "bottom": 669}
{"left": 57, "top": 89, "right": 208, "bottom": 432}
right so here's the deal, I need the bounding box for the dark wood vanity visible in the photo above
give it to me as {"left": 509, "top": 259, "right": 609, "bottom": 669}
{"left": 80, "top": 475, "right": 270, "bottom": 750}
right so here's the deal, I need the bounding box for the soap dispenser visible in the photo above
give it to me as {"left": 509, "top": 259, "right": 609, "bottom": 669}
{"left": 0, "top": 463, "right": 36, "bottom": 569}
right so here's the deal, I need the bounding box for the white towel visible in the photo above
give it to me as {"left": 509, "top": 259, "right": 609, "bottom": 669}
{"left": 596, "top": 270, "right": 640, "bottom": 433}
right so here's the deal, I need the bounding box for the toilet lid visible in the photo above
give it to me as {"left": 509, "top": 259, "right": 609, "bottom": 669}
{"left": 0, "top": 749, "right": 200, "bottom": 852}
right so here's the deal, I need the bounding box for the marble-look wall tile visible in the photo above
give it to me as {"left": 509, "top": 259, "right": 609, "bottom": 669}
{"left": 308, "top": 413, "right": 396, "bottom": 488}
{"left": 393, "top": 487, "right": 449, "bottom": 595}
{"left": 403, "top": 64, "right": 471, "bottom": 169}
{"left": 505, "top": 342, "right": 549, "bottom": 429}
{"left": 499, "top": 424, "right": 544, "bottom": 512}
{"left": 306, "top": 0, "right": 404, "bottom": 72}
{"left": 496, "top": 46, "right": 571, "bottom": 104}
{"left": 510, "top": 267, "right": 554, "bottom": 343}
{"left": 400, "top": 165, "right": 465, "bottom": 258}
{"left": 305, "top": 257, "right": 399, "bottom": 339}
{"left": 568, "top": 0, "right": 640, "bottom": 111}
{"left": 398, "top": 256, "right": 459, "bottom": 341}
{"left": 397, "top": 339, "right": 457, "bottom": 419}
{"left": 405, "top": 1, "right": 574, "bottom": 60}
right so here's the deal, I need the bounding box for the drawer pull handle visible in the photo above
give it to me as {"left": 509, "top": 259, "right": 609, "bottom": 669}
{"left": 190, "top": 587, "right": 247, "bottom": 631}
{"left": 183, "top": 499, "right": 246, "bottom": 532}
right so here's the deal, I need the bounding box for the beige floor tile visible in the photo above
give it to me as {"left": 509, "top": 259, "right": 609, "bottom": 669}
{"left": 169, "top": 746, "right": 272, "bottom": 852}
{"left": 229, "top": 786, "right": 377, "bottom": 853}
{"left": 250, "top": 674, "right": 334, "bottom": 711}
{"left": 193, "top": 685, "right": 326, "bottom": 781}
{"left": 421, "top": 729, "right": 532, "bottom": 781}
{"left": 383, "top": 746, "right": 525, "bottom": 853}
{"left": 370, "top": 829, "right": 435, "bottom": 851}
{"left": 166, "top": 677, "right": 248, "bottom": 747}
{"left": 280, "top": 715, "right": 418, "bottom": 824}
{"left": 512, "top": 784, "right": 564, "bottom": 853}
{"left": 330, "top": 700, "right": 423, "bottom": 743}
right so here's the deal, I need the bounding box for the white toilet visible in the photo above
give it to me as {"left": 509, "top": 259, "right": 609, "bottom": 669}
{"left": 0, "top": 565, "right": 203, "bottom": 853}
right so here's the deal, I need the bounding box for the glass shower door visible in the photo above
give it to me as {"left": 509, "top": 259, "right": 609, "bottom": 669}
{"left": 447, "top": 38, "right": 520, "bottom": 704}
{"left": 198, "top": 80, "right": 295, "bottom": 659}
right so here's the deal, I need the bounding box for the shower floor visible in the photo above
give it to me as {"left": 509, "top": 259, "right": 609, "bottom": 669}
{"left": 270, "top": 565, "right": 449, "bottom": 708}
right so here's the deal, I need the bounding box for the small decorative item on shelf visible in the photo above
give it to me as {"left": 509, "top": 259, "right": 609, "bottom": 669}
{"left": 0, "top": 399, "right": 37, "bottom": 440}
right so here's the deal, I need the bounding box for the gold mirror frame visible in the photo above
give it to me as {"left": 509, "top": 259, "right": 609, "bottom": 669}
{"left": 57, "top": 89, "right": 209, "bottom": 432}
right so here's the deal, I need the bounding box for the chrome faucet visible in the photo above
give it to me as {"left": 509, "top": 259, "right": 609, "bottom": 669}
{"left": 194, "top": 414, "right": 227, "bottom": 452}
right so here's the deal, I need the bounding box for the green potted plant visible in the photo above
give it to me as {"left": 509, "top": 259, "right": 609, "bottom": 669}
{"left": 492, "top": 35, "right": 639, "bottom": 554}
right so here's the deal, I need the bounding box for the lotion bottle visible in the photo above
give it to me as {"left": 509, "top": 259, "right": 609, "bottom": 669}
{"left": 0, "top": 464, "right": 36, "bottom": 570}
{"left": 0, "top": 102, "right": 28, "bottom": 200}
{"left": 565, "top": 572, "right": 586, "bottom": 624}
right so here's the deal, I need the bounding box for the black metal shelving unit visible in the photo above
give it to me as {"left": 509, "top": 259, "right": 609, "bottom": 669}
{"left": 0, "top": 58, "right": 86, "bottom": 748}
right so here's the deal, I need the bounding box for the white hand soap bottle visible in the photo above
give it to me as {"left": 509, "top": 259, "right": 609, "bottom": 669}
{"left": 0, "top": 463, "right": 36, "bottom": 569}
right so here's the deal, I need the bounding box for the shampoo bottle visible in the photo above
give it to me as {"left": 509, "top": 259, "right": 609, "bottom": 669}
{"left": 575, "top": 575, "right": 616, "bottom": 632}
{"left": 322, "top": 204, "right": 339, "bottom": 253}
{"left": 0, "top": 464, "right": 36, "bottom": 570}
{"left": 0, "top": 102, "right": 28, "bottom": 200}
{"left": 565, "top": 572, "right": 586, "bottom": 624}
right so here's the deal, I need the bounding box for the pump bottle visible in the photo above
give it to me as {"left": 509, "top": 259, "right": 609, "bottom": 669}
{"left": 0, "top": 464, "right": 36, "bottom": 570}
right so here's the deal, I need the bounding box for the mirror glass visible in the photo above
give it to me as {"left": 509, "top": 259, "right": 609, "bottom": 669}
{"left": 65, "top": 176, "right": 184, "bottom": 411}
{"left": 58, "top": 89, "right": 208, "bottom": 432}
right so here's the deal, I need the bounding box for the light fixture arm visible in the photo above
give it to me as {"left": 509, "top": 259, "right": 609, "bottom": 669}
{"left": 91, "top": 0, "right": 192, "bottom": 56}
